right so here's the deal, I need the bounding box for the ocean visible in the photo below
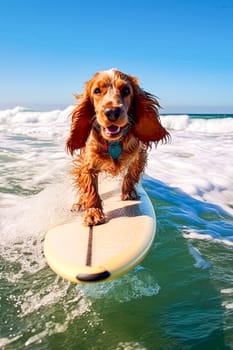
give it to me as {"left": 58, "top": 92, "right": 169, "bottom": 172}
{"left": 0, "top": 107, "right": 233, "bottom": 350}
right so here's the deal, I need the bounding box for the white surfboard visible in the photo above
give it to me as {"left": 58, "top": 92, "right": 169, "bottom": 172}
{"left": 44, "top": 177, "right": 156, "bottom": 283}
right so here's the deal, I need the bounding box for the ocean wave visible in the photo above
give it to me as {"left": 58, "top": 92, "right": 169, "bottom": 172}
{"left": 161, "top": 114, "right": 233, "bottom": 133}
{"left": 0, "top": 105, "right": 74, "bottom": 124}
{"left": 1, "top": 107, "right": 233, "bottom": 134}
{"left": 0, "top": 106, "right": 74, "bottom": 139}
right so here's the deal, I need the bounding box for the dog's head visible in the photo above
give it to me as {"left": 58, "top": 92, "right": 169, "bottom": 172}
{"left": 66, "top": 68, "right": 169, "bottom": 154}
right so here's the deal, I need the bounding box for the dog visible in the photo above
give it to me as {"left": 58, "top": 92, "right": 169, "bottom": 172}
{"left": 66, "top": 68, "right": 169, "bottom": 225}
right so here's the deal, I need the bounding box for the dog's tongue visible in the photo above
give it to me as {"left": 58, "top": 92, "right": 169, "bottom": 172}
{"left": 105, "top": 125, "right": 121, "bottom": 135}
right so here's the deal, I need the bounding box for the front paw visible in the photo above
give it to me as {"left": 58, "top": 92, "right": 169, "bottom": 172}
{"left": 84, "top": 208, "right": 106, "bottom": 226}
{"left": 121, "top": 188, "right": 139, "bottom": 201}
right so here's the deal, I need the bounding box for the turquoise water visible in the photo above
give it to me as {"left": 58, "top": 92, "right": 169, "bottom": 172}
{"left": 1, "top": 109, "right": 233, "bottom": 349}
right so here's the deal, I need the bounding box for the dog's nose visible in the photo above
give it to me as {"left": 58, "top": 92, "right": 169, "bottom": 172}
{"left": 104, "top": 107, "right": 122, "bottom": 121}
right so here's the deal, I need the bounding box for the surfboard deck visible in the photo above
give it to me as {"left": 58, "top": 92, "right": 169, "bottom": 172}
{"left": 44, "top": 176, "right": 156, "bottom": 283}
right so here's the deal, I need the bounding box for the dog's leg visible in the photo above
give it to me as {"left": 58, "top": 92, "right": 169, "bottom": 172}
{"left": 73, "top": 168, "right": 105, "bottom": 226}
{"left": 121, "top": 150, "right": 147, "bottom": 200}
{"left": 84, "top": 172, "right": 106, "bottom": 226}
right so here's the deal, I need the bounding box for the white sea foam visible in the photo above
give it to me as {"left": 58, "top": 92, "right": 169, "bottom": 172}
{"left": 221, "top": 288, "right": 233, "bottom": 295}
{"left": 222, "top": 302, "right": 233, "bottom": 310}
{"left": 147, "top": 122, "right": 233, "bottom": 216}
{"left": 183, "top": 230, "right": 233, "bottom": 247}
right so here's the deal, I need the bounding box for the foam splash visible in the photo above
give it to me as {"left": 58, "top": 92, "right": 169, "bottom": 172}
{"left": 187, "top": 243, "right": 212, "bottom": 269}
{"left": 0, "top": 181, "right": 76, "bottom": 277}
{"left": 0, "top": 336, "right": 22, "bottom": 348}
{"left": 1, "top": 182, "right": 75, "bottom": 237}
{"left": 115, "top": 342, "right": 147, "bottom": 350}
{"left": 18, "top": 281, "right": 92, "bottom": 347}
{"left": 79, "top": 266, "right": 160, "bottom": 303}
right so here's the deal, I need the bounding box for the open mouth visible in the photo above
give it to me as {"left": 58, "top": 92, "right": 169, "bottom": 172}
{"left": 104, "top": 125, "right": 122, "bottom": 137}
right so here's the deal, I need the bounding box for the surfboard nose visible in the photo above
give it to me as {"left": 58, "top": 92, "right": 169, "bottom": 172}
{"left": 76, "top": 270, "right": 111, "bottom": 282}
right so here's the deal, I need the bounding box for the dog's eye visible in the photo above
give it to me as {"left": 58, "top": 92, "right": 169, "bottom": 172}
{"left": 94, "top": 87, "right": 101, "bottom": 94}
{"left": 121, "top": 86, "right": 130, "bottom": 97}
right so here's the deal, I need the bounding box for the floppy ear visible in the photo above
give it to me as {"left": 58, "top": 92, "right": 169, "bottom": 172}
{"left": 66, "top": 93, "right": 94, "bottom": 155}
{"left": 129, "top": 78, "right": 169, "bottom": 144}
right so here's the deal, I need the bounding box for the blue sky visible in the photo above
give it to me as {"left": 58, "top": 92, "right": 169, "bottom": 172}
{"left": 0, "top": 0, "right": 232, "bottom": 113}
